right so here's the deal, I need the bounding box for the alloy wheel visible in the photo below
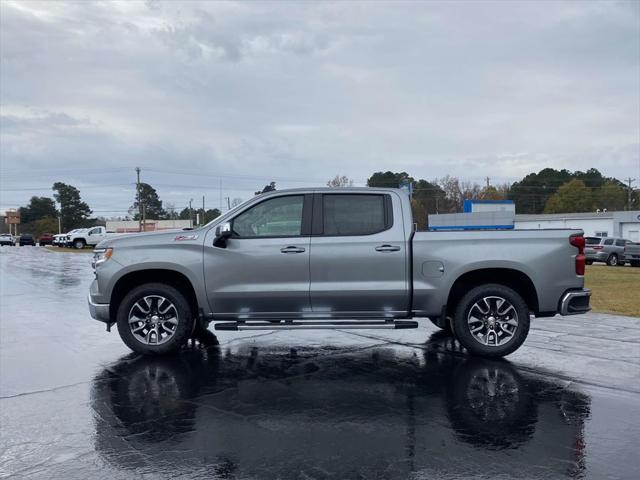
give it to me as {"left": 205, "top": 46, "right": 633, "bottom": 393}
{"left": 128, "top": 295, "right": 179, "bottom": 345}
{"left": 467, "top": 296, "right": 519, "bottom": 347}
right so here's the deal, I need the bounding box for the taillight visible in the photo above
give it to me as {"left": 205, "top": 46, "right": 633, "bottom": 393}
{"left": 570, "top": 234, "right": 585, "bottom": 275}
{"left": 592, "top": 245, "right": 603, "bottom": 250}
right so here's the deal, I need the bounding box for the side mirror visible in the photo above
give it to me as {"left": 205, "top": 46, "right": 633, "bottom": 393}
{"left": 214, "top": 222, "right": 232, "bottom": 247}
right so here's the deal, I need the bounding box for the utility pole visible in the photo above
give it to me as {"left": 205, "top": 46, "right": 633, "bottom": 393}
{"left": 202, "top": 196, "right": 205, "bottom": 224}
{"left": 58, "top": 200, "right": 62, "bottom": 234}
{"left": 225, "top": 196, "right": 231, "bottom": 211}
{"left": 189, "top": 198, "right": 193, "bottom": 228}
{"left": 626, "top": 178, "right": 636, "bottom": 211}
{"left": 485, "top": 176, "right": 490, "bottom": 189}
{"left": 136, "top": 167, "right": 142, "bottom": 232}
{"left": 219, "top": 178, "right": 222, "bottom": 213}
{"left": 142, "top": 204, "right": 147, "bottom": 231}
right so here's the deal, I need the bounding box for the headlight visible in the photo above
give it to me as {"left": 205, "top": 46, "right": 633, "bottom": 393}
{"left": 92, "top": 247, "right": 113, "bottom": 271}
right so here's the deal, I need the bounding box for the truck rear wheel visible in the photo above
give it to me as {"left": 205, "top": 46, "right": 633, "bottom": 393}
{"left": 453, "top": 284, "right": 530, "bottom": 358}
{"left": 116, "top": 283, "right": 194, "bottom": 355}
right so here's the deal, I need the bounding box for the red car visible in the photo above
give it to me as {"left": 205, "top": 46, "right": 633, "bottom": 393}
{"left": 38, "top": 233, "right": 54, "bottom": 245}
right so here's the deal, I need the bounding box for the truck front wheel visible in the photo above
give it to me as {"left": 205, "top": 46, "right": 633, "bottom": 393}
{"left": 453, "top": 284, "right": 530, "bottom": 358}
{"left": 73, "top": 239, "right": 86, "bottom": 249}
{"left": 116, "top": 283, "right": 195, "bottom": 355}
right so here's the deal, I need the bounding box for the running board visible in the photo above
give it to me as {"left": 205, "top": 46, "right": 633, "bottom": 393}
{"left": 214, "top": 319, "right": 418, "bottom": 331}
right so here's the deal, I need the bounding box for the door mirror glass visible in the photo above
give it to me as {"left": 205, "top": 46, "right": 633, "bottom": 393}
{"left": 214, "top": 222, "right": 232, "bottom": 248}
{"left": 216, "top": 222, "right": 232, "bottom": 239}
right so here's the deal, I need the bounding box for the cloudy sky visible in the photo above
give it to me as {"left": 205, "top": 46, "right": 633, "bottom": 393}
{"left": 1, "top": 0, "right": 639, "bottom": 216}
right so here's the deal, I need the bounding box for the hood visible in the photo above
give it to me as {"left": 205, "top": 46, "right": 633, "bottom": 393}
{"left": 95, "top": 228, "right": 207, "bottom": 250}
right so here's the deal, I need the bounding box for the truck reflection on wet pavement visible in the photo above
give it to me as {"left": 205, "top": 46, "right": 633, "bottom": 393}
{"left": 93, "top": 332, "right": 590, "bottom": 479}
{"left": 1, "top": 245, "right": 638, "bottom": 479}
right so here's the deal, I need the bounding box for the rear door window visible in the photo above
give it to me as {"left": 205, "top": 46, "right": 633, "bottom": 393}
{"left": 585, "top": 237, "right": 601, "bottom": 245}
{"left": 322, "top": 194, "right": 388, "bottom": 236}
{"left": 615, "top": 239, "right": 626, "bottom": 247}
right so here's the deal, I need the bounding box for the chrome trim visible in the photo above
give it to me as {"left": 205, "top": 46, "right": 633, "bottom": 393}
{"left": 88, "top": 296, "right": 111, "bottom": 323}
{"left": 559, "top": 289, "right": 591, "bottom": 316}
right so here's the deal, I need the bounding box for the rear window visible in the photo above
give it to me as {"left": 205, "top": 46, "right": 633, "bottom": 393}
{"left": 322, "top": 194, "right": 387, "bottom": 236}
{"left": 585, "top": 237, "right": 601, "bottom": 245}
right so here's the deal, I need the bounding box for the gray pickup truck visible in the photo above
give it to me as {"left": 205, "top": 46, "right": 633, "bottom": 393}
{"left": 88, "top": 188, "right": 590, "bottom": 357}
{"left": 623, "top": 242, "right": 640, "bottom": 267}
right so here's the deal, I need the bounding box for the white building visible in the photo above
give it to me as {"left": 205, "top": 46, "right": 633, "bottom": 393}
{"left": 106, "top": 219, "right": 192, "bottom": 233}
{"left": 515, "top": 211, "right": 640, "bottom": 242}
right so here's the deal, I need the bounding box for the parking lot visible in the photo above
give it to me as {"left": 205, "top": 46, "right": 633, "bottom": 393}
{"left": 1, "top": 246, "right": 639, "bottom": 479}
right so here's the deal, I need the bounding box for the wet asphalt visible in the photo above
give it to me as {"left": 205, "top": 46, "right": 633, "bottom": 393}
{"left": 0, "top": 246, "right": 639, "bottom": 479}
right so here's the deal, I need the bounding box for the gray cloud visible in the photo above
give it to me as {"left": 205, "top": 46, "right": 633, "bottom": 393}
{"left": 1, "top": 0, "right": 638, "bottom": 215}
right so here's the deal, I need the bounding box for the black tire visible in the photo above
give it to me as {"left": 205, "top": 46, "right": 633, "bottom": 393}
{"left": 73, "top": 239, "right": 86, "bottom": 249}
{"left": 117, "top": 283, "right": 195, "bottom": 355}
{"left": 429, "top": 316, "right": 452, "bottom": 334}
{"left": 585, "top": 260, "right": 593, "bottom": 265}
{"left": 606, "top": 254, "right": 618, "bottom": 266}
{"left": 453, "top": 284, "right": 530, "bottom": 358}
{"left": 631, "top": 261, "right": 640, "bottom": 268}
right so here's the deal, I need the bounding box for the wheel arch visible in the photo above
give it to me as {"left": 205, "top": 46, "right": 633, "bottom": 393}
{"left": 109, "top": 269, "right": 200, "bottom": 323}
{"left": 446, "top": 268, "right": 539, "bottom": 316}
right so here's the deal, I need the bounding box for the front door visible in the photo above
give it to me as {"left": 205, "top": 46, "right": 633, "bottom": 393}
{"left": 309, "top": 192, "right": 409, "bottom": 318}
{"left": 203, "top": 194, "right": 312, "bottom": 319}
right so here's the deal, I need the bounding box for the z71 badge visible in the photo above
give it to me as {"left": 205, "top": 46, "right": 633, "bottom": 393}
{"left": 174, "top": 234, "right": 199, "bottom": 241}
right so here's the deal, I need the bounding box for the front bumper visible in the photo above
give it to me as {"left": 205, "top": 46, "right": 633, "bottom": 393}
{"left": 88, "top": 296, "right": 110, "bottom": 323}
{"left": 559, "top": 289, "right": 591, "bottom": 316}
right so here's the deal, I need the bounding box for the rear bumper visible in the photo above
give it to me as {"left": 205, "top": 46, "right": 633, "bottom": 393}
{"left": 585, "top": 252, "right": 608, "bottom": 262}
{"left": 559, "top": 289, "right": 591, "bottom": 316}
{"left": 88, "top": 296, "right": 110, "bottom": 323}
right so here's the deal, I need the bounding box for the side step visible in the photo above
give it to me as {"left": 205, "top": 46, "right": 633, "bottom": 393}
{"left": 214, "top": 319, "right": 419, "bottom": 331}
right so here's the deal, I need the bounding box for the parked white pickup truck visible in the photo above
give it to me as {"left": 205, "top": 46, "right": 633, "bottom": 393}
{"left": 68, "top": 226, "right": 116, "bottom": 249}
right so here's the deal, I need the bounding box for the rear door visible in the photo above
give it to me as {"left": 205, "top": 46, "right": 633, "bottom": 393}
{"left": 309, "top": 192, "right": 409, "bottom": 318}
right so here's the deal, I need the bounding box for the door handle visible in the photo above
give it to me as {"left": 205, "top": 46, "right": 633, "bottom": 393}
{"left": 375, "top": 244, "right": 401, "bottom": 252}
{"left": 280, "top": 246, "right": 306, "bottom": 254}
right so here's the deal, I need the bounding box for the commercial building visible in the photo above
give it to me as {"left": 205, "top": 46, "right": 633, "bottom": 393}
{"left": 106, "top": 219, "right": 192, "bottom": 233}
{"left": 428, "top": 201, "right": 640, "bottom": 242}
{"left": 514, "top": 211, "right": 640, "bottom": 242}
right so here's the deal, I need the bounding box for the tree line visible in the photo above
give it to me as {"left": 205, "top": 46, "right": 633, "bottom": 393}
{"left": 9, "top": 168, "right": 638, "bottom": 237}
{"left": 363, "top": 168, "right": 637, "bottom": 228}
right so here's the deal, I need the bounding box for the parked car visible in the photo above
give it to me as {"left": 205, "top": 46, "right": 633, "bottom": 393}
{"left": 53, "top": 229, "right": 84, "bottom": 247}
{"left": 584, "top": 236, "right": 631, "bottom": 266}
{"left": 18, "top": 233, "right": 36, "bottom": 246}
{"left": 89, "top": 188, "right": 590, "bottom": 357}
{"left": 623, "top": 243, "right": 640, "bottom": 267}
{"left": 0, "top": 234, "right": 15, "bottom": 246}
{"left": 38, "top": 233, "right": 54, "bottom": 245}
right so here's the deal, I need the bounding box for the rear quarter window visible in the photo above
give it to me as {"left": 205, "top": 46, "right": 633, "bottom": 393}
{"left": 604, "top": 239, "right": 614, "bottom": 245}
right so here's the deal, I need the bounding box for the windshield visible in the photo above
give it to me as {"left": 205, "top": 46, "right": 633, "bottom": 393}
{"left": 585, "top": 237, "right": 601, "bottom": 245}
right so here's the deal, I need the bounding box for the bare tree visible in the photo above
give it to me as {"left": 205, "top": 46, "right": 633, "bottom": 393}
{"left": 327, "top": 175, "right": 354, "bottom": 188}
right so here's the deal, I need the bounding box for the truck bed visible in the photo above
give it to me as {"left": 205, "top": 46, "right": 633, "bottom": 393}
{"left": 411, "top": 229, "right": 584, "bottom": 317}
